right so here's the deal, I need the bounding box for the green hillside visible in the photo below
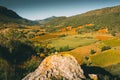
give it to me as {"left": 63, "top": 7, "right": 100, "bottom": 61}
{"left": 42, "top": 5, "right": 120, "bottom": 34}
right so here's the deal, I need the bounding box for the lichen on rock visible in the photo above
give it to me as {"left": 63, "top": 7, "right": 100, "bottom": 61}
{"left": 22, "top": 54, "right": 85, "bottom": 80}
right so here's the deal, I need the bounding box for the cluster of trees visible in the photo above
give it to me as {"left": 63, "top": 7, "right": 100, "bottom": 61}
{"left": 0, "top": 28, "right": 60, "bottom": 80}
{"left": 0, "top": 29, "right": 38, "bottom": 80}
{"left": 76, "top": 25, "right": 100, "bottom": 34}
{"left": 90, "top": 45, "right": 111, "bottom": 55}
{"left": 0, "top": 29, "right": 35, "bottom": 64}
{"left": 34, "top": 45, "right": 57, "bottom": 57}
{"left": 58, "top": 45, "right": 71, "bottom": 52}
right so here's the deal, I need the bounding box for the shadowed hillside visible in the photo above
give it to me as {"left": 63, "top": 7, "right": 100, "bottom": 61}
{"left": 0, "top": 6, "right": 39, "bottom": 28}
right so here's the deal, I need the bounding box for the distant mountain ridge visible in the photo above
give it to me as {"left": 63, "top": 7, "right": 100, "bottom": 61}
{"left": 0, "top": 5, "right": 120, "bottom": 32}
{"left": 0, "top": 6, "right": 22, "bottom": 19}
{"left": 36, "top": 16, "right": 57, "bottom": 24}
{"left": 0, "top": 6, "right": 39, "bottom": 27}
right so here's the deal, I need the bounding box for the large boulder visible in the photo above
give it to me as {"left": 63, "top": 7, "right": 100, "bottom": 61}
{"left": 22, "top": 54, "right": 85, "bottom": 80}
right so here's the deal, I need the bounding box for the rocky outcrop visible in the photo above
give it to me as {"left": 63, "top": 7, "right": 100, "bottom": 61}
{"left": 22, "top": 54, "right": 85, "bottom": 80}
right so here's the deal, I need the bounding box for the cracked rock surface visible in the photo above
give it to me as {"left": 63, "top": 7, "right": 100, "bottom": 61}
{"left": 22, "top": 54, "right": 85, "bottom": 80}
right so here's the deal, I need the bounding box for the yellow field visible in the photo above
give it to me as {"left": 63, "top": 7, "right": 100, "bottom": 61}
{"left": 60, "top": 43, "right": 101, "bottom": 64}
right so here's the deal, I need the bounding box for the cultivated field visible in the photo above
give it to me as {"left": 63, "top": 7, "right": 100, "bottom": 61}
{"left": 48, "top": 35, "right": 97, "bottom": 50}
{"left": 90, "top": 49, "right": 120, "bottom": 67}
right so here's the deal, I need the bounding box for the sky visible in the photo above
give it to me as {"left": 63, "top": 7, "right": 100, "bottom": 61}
{"left": 0, "top": 0, "right": 120, "bottom": 20}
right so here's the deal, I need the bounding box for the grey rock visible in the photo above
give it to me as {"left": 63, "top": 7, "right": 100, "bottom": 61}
{"left": 22, "top": 54, "right": 85, "bottom": 80}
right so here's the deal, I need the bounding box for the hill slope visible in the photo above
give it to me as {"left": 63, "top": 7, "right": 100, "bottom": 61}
{"left": 0, "top": 6, "right": 22, "bottom": 19}
{"left": 36, "top": 16, "right": 58, "bottom": 24}
{"left": 0, "top": 6, "right": 38, "bottom": 28}
{"left": 42, "top": 5, "right": 120, "bottom": 33}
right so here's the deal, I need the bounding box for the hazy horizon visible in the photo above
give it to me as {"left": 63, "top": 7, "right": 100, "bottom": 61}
{"left": 0, "top": 0, "right": 120, "bottom": 20}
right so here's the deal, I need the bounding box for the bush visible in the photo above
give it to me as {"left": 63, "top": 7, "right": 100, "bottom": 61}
{"left": 23, "top": 56, "right": 42, "bottom": 76}
{"left": 90, "top": 49, "right": 96, "bottom": 54}
{"left": 0, "top": 58, "right": 9, "bottom": 80}
{"left": 59, "top": 34, "right": 66, "bottom": 37}
{"left": 28, "top": 34, "right": 35, "bottom": 38}
{"left": 32, "top": 30, "right": 39, "bottom": 33}
{"left": 101, "top": 46, "right": 111, "bottom": 51}
{"left": 34, "top": 45, "right": 57, "bottom": 57}
{"left": 38, "top": 33, "right": 45, "bottom": 36}
{"left": 0, "top": 29, "right": 35, "bottom": 64}
{"left": 59, "top": 45, "right": 70, "bottom": 52}
{"left": 76, "top": 25, "right": 99, "bottom": 34}
{"left": 82, "top": 56, "right": 89, "bottom": 65}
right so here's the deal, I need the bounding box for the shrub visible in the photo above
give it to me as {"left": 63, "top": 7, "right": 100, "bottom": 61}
{"left": 101, "top": 46, "right": 111, "bottom": 51}
{"left": 38, "top": 33, "right": 45, "bottom": 36}
{"left": 82, "top": 56, "right": 89, "bottom": 65}
{"left": 90, "top": 49, "right": 96, "bottom": 54}
{"left": 59, "top": 34, "right": 66, "bottom": 37}
{"left": 111, "top": 31, "right": 116, "bottom": 36}
{"left": 32, "top": 30, "right": 39, "bottom": 33}
{"left": 0, "top": 29, "right": 37, "bottom": 80}
{"left": 23, "top": 56, "right": 42, "bottom": 76}
{"left": 0, "top": 29, "right": 35, "bottom": 64}
{"left": 28, "top": 34, "right": 35, "bottom": 38}
{"left": 59, "top": 45, "right": 70, "bottom": 52}
{"left": 34, "top": 45, "right": 57, "bottom": 57}
{"left": 0, "top": 58, "right": 9, "bottom": 80}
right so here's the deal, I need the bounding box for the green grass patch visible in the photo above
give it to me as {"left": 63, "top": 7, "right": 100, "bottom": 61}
{"left": 48, "top": 35, "right": 97, "bottom": 50}
{"left": 90, "top": 50, "right": 120, "bottom": 67}
{"left": 102, "top": 38, "right": 120, "bottom": 47}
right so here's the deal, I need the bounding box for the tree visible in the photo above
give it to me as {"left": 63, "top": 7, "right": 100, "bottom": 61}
{"left": 90, "top": 49, "right": 96, "bottom": 54}
{"left": 101, "top": 46, "right": 111, "bottom": 52}
{"left": 0, "top": 29, "right": 35, "bottom": 64}
{"left": 0, "top": 58, "right": 9, "bottom": 80}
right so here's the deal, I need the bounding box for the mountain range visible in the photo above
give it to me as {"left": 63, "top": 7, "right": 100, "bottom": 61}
{"left": 0, "top": 5, "right": 120, "bottom": 33}
{"left": 40, "top": 5, "right": 120, "bottom": 33}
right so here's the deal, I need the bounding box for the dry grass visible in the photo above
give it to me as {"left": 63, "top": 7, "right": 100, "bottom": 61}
{"left": 50, "top": 28, "right": 78, "bottom": 35}
{"left": 96, "top": 36, "right": 112, "bottom": 40}
{"left": 31, "top": 34, "right": 58, "bottom": 42}
{"left": 60, "top": 44, "right": 101, "bottom": 64}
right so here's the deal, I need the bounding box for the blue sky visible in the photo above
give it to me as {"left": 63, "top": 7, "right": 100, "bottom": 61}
{"left": 0, "top": 0, "right": 120, "bottom": 20}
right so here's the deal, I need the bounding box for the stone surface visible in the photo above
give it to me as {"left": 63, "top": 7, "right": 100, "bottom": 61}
{"left": 22, "top": 54, "right": 85, "bottom": 80}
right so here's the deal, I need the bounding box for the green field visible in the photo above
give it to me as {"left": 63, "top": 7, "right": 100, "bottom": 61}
{"left": 102, "top": 38, "right": 120, "bottom": 47}
{"left": 90, "top": 50, "right": 120, "bottom": 67}
{"left": 48, "top": 35, "right": 97, "bottom": 50}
